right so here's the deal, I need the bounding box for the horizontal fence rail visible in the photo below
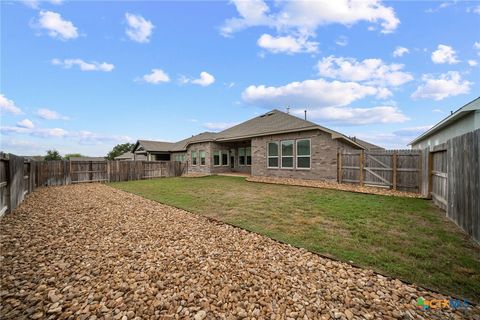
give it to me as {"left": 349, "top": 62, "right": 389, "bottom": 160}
{"left": 0, "top": 153, "right": 187, "bottom": 216}
{"left": 338, "top": 149, "right": 422, "bottom": 193}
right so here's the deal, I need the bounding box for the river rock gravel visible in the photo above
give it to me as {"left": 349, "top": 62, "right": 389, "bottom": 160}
{"left": 0, "top": 184, "right": 477, "bottom": 319}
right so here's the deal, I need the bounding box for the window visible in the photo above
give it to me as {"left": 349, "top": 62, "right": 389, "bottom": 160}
{"left": 213, "top": 150, "right": 220, "bottom": 166}
{"left": 246, "top": 147, "right": 252, "bottom": 166}
{"left": 199, "top": 150, "right": 206, "bottom": 165}
{"left": 296, "top": 139, "right": 311, "bottom": 169}
{"left": 281, "top": 140, "right": 294, "bottom": 168}
{"left": 175, "top": 154, "right": 186, "bottom": 162}
{"left": 191, "top": 151, "right": 197, "bottom": 165}
{"left": 267, "top": 142, "right": 279, "bottom": 168}
{"left": 221, "top": 150, "right": 229, "bottom": 166}
{"left": 238, "top": 148, "right": 245, "bottom": 166}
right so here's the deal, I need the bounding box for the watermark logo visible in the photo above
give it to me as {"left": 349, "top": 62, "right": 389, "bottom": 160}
{"left": 417, "top": 297, "right": 472, "bottom": 310}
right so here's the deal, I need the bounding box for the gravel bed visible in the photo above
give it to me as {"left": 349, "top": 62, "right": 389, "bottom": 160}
{"left": 1, "top": 184, "right": 477, "bottom": 319}
{"left": 246, "top": 176, "right": 422, "bottom": 198}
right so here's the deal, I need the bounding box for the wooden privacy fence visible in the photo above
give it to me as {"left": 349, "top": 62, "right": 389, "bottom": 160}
{"left": 0, "top": 154, "right": 187, "bottom": 215}
{"left": 420, "top": 129, "right": 479, "bottom": 243}
{"left": 338, "top": 150, "right": 422, "bottom": 193}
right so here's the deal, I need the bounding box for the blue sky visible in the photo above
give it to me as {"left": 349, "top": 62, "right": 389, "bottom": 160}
{"left": 1, "top": 0, "right": 479, "bottom": 156}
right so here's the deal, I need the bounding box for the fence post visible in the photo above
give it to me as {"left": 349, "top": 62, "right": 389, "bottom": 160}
{"left": 428, "top": 151, "right": 433, "bottom": 199}
{"left": 337, "top": 152, "right": 343, "bottom": 183}
{"left": 359, "top": 150, "right": 365, "bottom": 186}
{"left": 107, "top": 161, "right": 111, "bottom": 182}
{"left": 392, "top": 151, "right": 397, "bottom": 190}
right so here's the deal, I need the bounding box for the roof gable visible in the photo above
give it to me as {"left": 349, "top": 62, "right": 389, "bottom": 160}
{"left": 409, "top": 96, "right": 480, "bottom": 145}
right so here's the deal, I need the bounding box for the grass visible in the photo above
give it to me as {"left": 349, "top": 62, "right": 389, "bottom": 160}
{"left": 110, "top": 176, "right": 480, "bottom": 302}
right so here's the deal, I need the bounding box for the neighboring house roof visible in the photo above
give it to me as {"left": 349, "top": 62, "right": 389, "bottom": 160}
{"left": 133, "top": 109, "right": 366, "bottom": 151}
{"left": 349, "top": 137, "right": 385, "bottom": 151}
{"left": 70, "top": 157, "right": 105, "bottom": 161}
{"left": 133, "top": 140, "right": 175, "bottom": 153}
{"left": 114, "top": 152, "right": 134, "bottom": 160}
{"left": 409, "top": 96, "right": 480, "bottom": 146}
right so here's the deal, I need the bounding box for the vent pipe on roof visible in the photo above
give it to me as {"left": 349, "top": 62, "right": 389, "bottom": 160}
{"left": 286, "top": 106, "right": 290, "bottom": 114}
{"left": 304, "top": 110, "right": 307, "bottom": 120}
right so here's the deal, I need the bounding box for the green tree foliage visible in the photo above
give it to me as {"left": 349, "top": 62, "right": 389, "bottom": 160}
{"left": 44, "top": 150, "right": 62, "bottom": 161}
{"left": 106, "top": 143, "right": 134, "bottom": 160}
{"left": 63, "top": 153, "right": 83, "bottom": 160}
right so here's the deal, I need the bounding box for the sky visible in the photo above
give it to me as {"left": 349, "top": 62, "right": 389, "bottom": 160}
{"left": 1, "top": 0, "right": 479, "bottom": 156}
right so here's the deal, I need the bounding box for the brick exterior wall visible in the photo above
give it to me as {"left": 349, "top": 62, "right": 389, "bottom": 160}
{"left": 251, "top": 129, "right": 357, "bottom": 181}
{"left": 185, "top": 129, "right": 359, "bottom": 179}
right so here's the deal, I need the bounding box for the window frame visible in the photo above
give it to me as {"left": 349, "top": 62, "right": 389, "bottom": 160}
{"left": 199, "top": 150, "right": 206, "bottom": 166}
{"left": 213, "top": 150, "right": 220, "bottom": 166}
{"left": 245, "top": 147, "right": 252, "bottom": 166}
{"left": 295, "top": 139, "right": 311, "bottom": 170}
{"left": 191, "top": 151, "right": 198, "bottom": 166}
{"left": 238, "top": 148, "right": 246, "bottom": 166}
{"left": 267, "top": 142, "right": 279, "bottom": 169}
{"left": 221, "top": 150, "right": 229, "bottom": 166}
{"left": 280, "top": 140, "right": 294, "bottom": 169}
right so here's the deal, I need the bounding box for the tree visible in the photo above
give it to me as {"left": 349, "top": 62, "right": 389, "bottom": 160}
{"left": 106, "top": 143, "right": 134, "bottom": 160}
{"left": 44, "top": 150, "right": 62, "bottom": 161}
{"left": 63, "top": 153, "right": 83, "bottom": 160}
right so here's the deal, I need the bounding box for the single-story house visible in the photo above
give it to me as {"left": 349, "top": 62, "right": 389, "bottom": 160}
{"left": 114, "top": 152, "right": 146, "bottom": 161}
{"left": 70, "top": 156, "right": 106, "bottom": 161}
{"left": 410, "top": 96, "right": 480, "bottom": 149}
{"left": 132, "top": 109, "right": 383, "bottom": 180}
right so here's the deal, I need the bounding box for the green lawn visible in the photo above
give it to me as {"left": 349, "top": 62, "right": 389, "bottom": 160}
{"left": 110, "top": 176, "right": 480, "bottom": 302}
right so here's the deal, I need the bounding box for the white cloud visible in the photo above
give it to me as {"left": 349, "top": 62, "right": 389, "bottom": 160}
{"left": 181, "top": 71, "right": 216, "bottom": 87}
{"left": 431, "top": 44, "right": 459, "bottom": 64}
{"left": 34, "top": 10, "right": 79, "bottom": 40}
{"left": 468, "top": 60, "right": 478, "bottom": 66}
{"left": 242, "top": 78, "right": 390, "bottom": 108}
{"left": 1, "top": 125, "right": 68, "bottom": 138}
{"left": 411, "top": 71, "right": 471, "bottom": 101}
{"left": 335, "top": 36, "right": 348, "bottom": 47}
{"left": 222, "top": 0, "right": 400, "bottom": 36}
{"left": 36, "top": 108, "right": 70, "bottom": 120}
{"left": 293, "top": 105, "right": 408, "bottom": 125}
{"left": 432, "top": 108, "right": 443, "bottom": 113}
{"left": 141, "top": 69, "right": 170, "bottom": 84}
{"left": 393, "top": 125, "right": 432, "bottom": 136}
{"left": 475, "top": 42, "right": 480, "bottom": 55}
{"left": 316, "top": 56, "right": 413, "bottom": 87}
{"left": 21, "top": 0, "right": 63, "bottom": 9}
{"left": 125, "top": 13, "right": 154, "bottom": 43}
{"left": 466, "top": 5, "right": 480, "bottom": 14}
{"left": 17, "top": 119, "right": 35, "bottom": 129}
{"left": 0, "top": 125, "right": 132, "bottom": 145}
{"left": 0, "top": 94, "right": 23, "bottom": 115}
{"left": 203, "top": 122, "right": 239, "bottom": 131}
{"left": 393, "top": 46, "right": 409, "bottom": 57}
{"left": 52, "top": 58, "right": 114, "bottom": 72}
{"left": 257, "top": 34, "right": 318, "bottom": 54}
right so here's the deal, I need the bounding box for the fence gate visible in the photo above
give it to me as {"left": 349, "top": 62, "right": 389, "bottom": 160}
{"left": 430, "top": 150, "right": 448, "bottom": 210}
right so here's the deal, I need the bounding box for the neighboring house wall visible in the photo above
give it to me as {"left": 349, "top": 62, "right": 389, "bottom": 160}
{"left": 412, "top": 111, "right": 480, "bottom": 149}
{"left": 251, "top": 129, "right": 355, "bottom": 181}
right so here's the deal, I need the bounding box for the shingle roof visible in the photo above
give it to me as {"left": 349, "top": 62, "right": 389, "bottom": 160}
{"left": 214, "top": 109, "right": 319, "bottom": 141}
{"left": 134, "top": 109, "right": 366, "bottom": 151}
{"left": 114, "top": 152, "right": 135, "bottom": 160}
{"left": 135, "top": 140, "right": 175, "bottom": 152}
{"left": 350, "top": 137, "right": 384, "bottom": 151}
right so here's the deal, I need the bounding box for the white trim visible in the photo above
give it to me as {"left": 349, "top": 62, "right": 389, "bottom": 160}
{"left": 280, "top": 140, "right": 294, "bottom": 169}
{"left": 199, "top": 150, "right": 206, "bottom": 166}
{"left": 191, "top": 150, "right": 198, "bottom": 166}
{"left": 221, "top": 150, "right": 229, "bottom": 166}
{"left": 295, "top": 138, "right": 311, "bottom": 170}
{"left": 213, "top": 150, "right": 221, "bottom": 167}
{"left": 266, "top": 141, "right": 279, "bottom": 168}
